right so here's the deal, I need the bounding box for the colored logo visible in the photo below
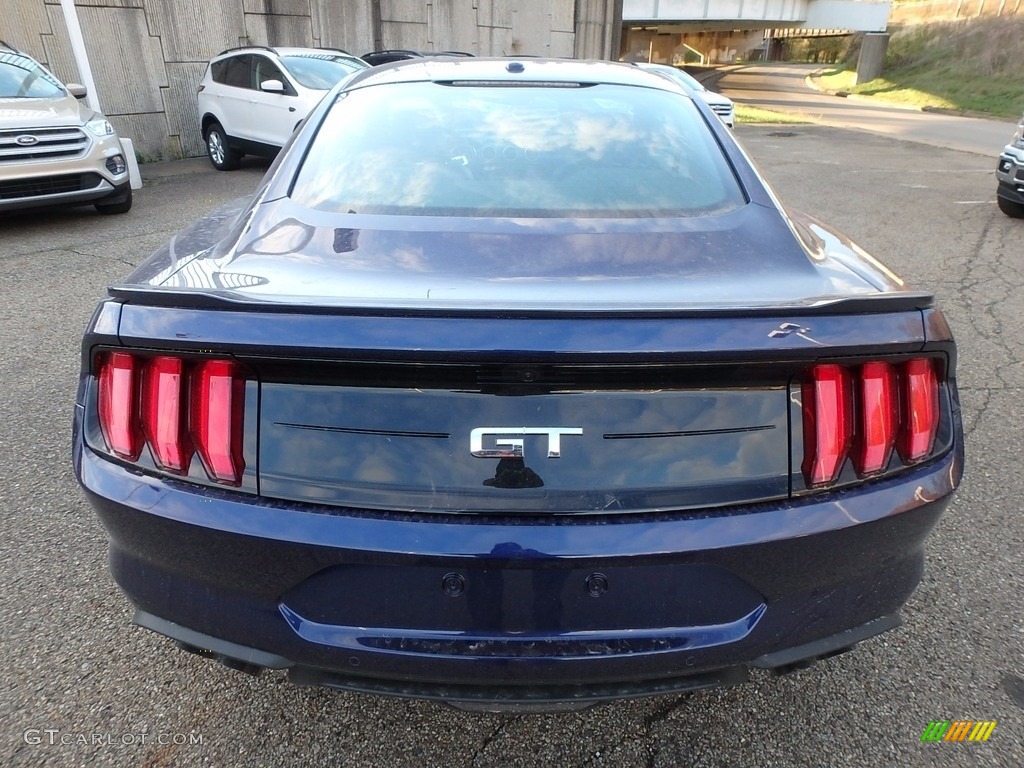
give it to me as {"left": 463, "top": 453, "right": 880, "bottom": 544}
{"left": 921, "top": 721, "right": 996, "bottom": 742}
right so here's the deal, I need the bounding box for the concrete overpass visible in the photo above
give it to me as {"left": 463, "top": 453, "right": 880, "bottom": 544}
{"left": 621, "top": 0, "right": 891, "bottom": 67}
{"left": 623, "top": 1, "right": 891, "bottom": 31}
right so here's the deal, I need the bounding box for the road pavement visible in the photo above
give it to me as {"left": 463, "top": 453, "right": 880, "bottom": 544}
{"left": 717, "top": 63, "right": 1016, "bottom": 156}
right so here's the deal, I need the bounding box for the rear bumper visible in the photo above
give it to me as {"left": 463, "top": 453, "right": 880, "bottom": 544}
{"left": 76, "top": 407, "right": 961, "bottom": 704}
{"left": 136, "top": 608, "right": 901, "bottom": 708}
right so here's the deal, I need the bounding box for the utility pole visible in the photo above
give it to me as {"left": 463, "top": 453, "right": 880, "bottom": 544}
{"left": 58, "top": 0, "right": 101, "bottom": 112}
{"left": 57, "top": 0, "right": 141, "bottom": 188}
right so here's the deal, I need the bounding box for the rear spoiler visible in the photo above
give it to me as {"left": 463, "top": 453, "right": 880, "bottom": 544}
{"left": 107, "top": 284, "right": 934, "bottom": 319}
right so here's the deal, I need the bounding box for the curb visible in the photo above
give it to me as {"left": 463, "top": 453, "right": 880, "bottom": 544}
{"left": 804, "top": 70, "right": 826, "bottom": 93}
{"left": 805, "top": 69, "right": 986, "bottom": 116}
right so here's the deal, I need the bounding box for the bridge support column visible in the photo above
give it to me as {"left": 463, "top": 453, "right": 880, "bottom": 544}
{"left": 856, "top": 32, "right": 889, "bottom": 84}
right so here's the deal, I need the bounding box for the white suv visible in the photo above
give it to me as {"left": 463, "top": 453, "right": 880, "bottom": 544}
{"left": 995, "top": 111, "right": 1024, "bottom": 218}
{"left": 197, "top": 46, "right": 368, "bottom": 170}
{"left": 0, "top": 41, "right": 131, "bottom": 214}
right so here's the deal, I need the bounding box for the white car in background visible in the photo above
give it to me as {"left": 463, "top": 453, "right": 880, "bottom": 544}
{"left": 635, "top": 63, "right": 735, "bottom": 128}
{"left": 197, "top": 46, "right": 368, "bottom": 170}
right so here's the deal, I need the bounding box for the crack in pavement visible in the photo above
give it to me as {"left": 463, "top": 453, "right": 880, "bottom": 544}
{"left": 641, "top": 695, "right": 691, "bottom": 768}
{"left": 471, "top": 715, "right": 522, "bottom": 766}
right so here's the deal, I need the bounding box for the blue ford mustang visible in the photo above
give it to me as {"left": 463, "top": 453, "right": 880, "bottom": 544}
{"left": 74, "top": 58, "right": 962, "bottom": 711}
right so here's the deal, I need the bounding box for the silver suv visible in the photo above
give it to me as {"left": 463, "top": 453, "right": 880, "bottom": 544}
{"left": 0, "top": 41, "right": 131, "bottom": 214}
{"left": 197, "top": 46, "right": 368, "bottom": 170}
{"left": 996, "top": 111, "right": 1024, "bottom": 218}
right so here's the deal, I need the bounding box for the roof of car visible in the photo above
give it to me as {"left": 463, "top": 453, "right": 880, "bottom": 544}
{"left": 343, "top": 57, "right": 684, "bottom": 92}
{"left": 634, "top": 62, "right": 704, "bottom": 88}
{"left": 214, "top": 45, "right": 356, "bottom": 59}
{"left": 274, "top": 47, "right": 357, "bottom": 58}
{"left": 362, "top": 49, "right": 424, "bottom": 58}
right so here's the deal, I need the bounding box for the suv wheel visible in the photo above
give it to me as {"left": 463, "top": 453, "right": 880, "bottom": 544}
{"left": 205, "top": 122, "right": 241, "bottom": 171}
{"left": 95, "top": 187, "right": 132, "bottom": 215}
{"left": 998, "top": 194, "right": 1024, "bottom": 219}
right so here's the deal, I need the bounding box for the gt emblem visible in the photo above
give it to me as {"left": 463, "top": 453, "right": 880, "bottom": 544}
{"left": 470, "top": 427, "right": 583, "bottom": 459}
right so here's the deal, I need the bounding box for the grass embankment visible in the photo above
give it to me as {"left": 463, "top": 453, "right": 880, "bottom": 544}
{"left": 816, "top": 16, "right": 1024, "bottom": 119}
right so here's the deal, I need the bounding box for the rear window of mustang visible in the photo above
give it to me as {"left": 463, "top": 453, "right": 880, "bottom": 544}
{"left": 290, "top": 81, "right": 745, "bottom": 218}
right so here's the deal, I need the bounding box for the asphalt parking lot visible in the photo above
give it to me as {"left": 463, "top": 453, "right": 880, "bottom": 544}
{"left": 2, "top": 126, "right": 1021, "bottom": 767}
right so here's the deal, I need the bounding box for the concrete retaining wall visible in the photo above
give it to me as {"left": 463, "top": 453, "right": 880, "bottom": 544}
{"left": 1, "top": 0, "right": 617, "bottom": 160}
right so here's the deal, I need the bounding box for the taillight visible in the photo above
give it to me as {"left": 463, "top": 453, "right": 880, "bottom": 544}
{"left": 897, "top": 358, "right": 939, "bottom": 463}
{"left": 802, "top": 357, "right": 941, "bottom": 488}
{"left": 801, "top": 364, "right": 852, "bottom": 486}
{"left": 191, "top": 360, "right": 245, "bottom": 485}
{"left": 853, "top": 361, "right": 897, "bottom": 476}
{"left": 95, "top": 352, "right": 245, "bottom": 485}
{"left": 97, "top": 352, "right": 141, "bottom": 461}
{"left": 142, "top": 356, "right": 192, "bottom": 473}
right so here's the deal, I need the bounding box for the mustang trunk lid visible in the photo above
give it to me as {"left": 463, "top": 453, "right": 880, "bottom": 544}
{"left": 113, "top": 198, "right": 925, "bottom": 313}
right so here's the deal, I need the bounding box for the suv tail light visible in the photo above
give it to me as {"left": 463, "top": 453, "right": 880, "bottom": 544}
{"left": 96, "top": 352, "right": 245, "bottom": 485}
{"left": 802, "top": 358, "right": 941, "bottom": 488}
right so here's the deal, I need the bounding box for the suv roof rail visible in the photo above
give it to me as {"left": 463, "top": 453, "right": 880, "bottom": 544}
{"left": 362, "top": 49, "right": 423, "bottom": 57}
{"left": 217, "top": 44, "right": 278, "bottom": 56}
